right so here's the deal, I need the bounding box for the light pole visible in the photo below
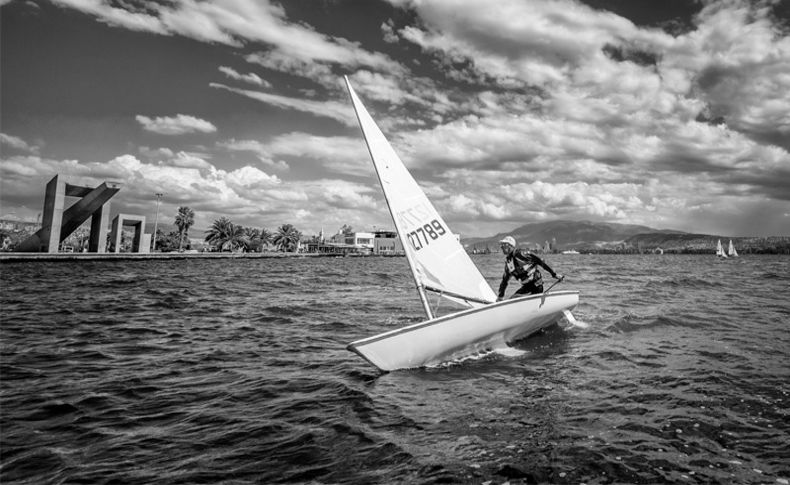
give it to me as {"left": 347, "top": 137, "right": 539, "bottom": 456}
{"left": 152, "top": 193, "right": 163, "bottom": 252}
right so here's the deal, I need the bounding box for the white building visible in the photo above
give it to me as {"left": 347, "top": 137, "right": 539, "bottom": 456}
{"left": 373, "top": 231, "right": 403, "bottom": 254}
{"left": 329, "top": 231, "right": 374, "bottom": 249}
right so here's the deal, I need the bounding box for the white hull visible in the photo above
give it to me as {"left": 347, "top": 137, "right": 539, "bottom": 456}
{"left": 348, "top": 290, "right": 579, "bottom": 371}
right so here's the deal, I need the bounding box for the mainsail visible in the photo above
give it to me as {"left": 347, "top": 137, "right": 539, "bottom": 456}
{"left": 344, "top": 76, "right": 497, "bottom": 316}
{"left": 728, "top": 240, "right": 738, "bottom": 257}
{"left": 716, "top": 239, "right": 728, "bottom": 258}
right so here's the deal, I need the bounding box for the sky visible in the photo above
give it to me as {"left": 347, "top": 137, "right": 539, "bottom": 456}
{"left": 1, "top": 0, "right": 789, "bottom": 239}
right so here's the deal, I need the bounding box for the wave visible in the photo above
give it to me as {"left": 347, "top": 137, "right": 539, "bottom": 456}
{"left": 2, "top": 255, "right": 789, "bottom": 484}
{"left": 607, "top": 314, "right": 700, "bottom": 333}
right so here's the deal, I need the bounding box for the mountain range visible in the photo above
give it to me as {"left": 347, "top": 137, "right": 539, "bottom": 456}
{"left": 463, "top": 220, "right": 679, "bottom": 250}
{"left": 462, "top": 220, "right": 790, "bottom": 254}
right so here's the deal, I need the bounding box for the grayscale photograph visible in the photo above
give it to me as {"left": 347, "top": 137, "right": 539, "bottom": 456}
{"left": 1, "top": 0, "right": 789, "bottom": 483}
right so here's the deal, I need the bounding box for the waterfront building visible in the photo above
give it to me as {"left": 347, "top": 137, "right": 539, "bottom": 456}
{"left": 303, "top": 230, "right": 403, "bottom": 255}
{"left": 329, "top": 231, "right": 374, "bottom": 248}
{"left": 373, "top": 230, "right": 403, "bottom": 255}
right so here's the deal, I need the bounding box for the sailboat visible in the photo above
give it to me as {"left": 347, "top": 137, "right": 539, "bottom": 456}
{"left": 728, "top": 239, "right": 739, "bottom": 257}
{"left": 343, "top": 76, "right": 579, "bottom": 371}
{"left": 716, "top": 239, "right": 728, "bottom": 258}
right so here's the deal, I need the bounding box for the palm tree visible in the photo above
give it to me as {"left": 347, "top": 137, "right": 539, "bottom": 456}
{"left": 204, "top": 217, "right": 248, "bottom": 251}
{"left": 243, "top": 227, "right": 261, "bottom": 252}
{"left": 205, "top": 217, "right": 232, "bottom": 251}
{"left": 273, "top": 223, "right": 302, "bottom": 252}
{"left": 259, "top": 227, "right": 273, "bottom": 251}
{"left": 174, "top": 206, "right": 195, "bottom": 251}
{"left": 224, "top": 224, "right": 249, "bottom": 252}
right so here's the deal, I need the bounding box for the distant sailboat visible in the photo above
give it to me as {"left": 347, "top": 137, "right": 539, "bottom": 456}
{"left": 716, "top": 239, "right": 728, "bottom": 258}
{"left": 728, "top": 240, "right": 739, "bottom": 257}
{"left": 343, "top": 76, "right": 579, "bottom": 371}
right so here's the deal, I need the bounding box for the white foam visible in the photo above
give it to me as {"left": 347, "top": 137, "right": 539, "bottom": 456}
{"left": 492, "top": 346, "right": 527, "bottom": 358}
{"left": 425, "top": 343, "right": 527, "bottom": 368}
{"left": 426, "top": 349, "right": 495, "bottom": 368}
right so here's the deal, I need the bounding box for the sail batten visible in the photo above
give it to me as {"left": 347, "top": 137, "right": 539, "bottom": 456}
{"left": 344, "top": 76, "right": 497, "bottom": 311}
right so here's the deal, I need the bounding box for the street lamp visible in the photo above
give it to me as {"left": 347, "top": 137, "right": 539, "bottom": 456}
{"left": 152, "top": 193, "right": 163, "bottom": 251}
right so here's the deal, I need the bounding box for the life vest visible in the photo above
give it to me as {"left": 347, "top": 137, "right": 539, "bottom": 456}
{"left": 505, "top": 249, "right": 544, "bottom": 285}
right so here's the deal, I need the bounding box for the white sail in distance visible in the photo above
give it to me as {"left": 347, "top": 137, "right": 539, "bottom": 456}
{"left": 728, "top": 240, "right": 738, "bottom": 257}
{"left": 716, "top": 239, "right": 728, "bottom": 258}
{"left": 344, "top": 77, "right": 497, "bottom": 309}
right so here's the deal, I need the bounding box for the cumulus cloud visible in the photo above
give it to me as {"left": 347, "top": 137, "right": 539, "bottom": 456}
{"left": 265, "top": 132, "right": 370, "bottom": 176}
{"left": 369, "top": 0, "right": 790, "bottom": 234}
{"left": 1, "top": 155, "right": 88, "bottom": 180}
{"left": 315, "top": 179, "right": 379, "bottom": 209}
{"left": 224, "top": 165, "right": 279, "bottom": 187}
{"left": 217, "top": 138, "right": 289, "bottom": 170}
{"left": 0, "top": 149, "right": 390, "bottom": 234}
{"left": 0, "top": 151, "right": 282, "bottom": 225}
{"left": 168, "top": 151, "right": 213, "bottom": 170}
{"left": 0, "top": 133, "right": 40, "bottom": 154}
{"left": 393, "top": 0, "right": 790, "bottom": 147}
{"left": 218, "top": 66, "right": 270, "bottom": 87}
{"left": 677, "top": 3, "right": 790, "bottom": 148}
{"left": 50, "top": 0, "right": 400, "bottom": 72}
{"left": 139, "top": 146, "right": 175, "bottom": 159}
{"left": 8, "top": 0, "right": 790, "bottom": 237}
{"left": 218, "top": 133, "right": 372, "bottom": 175}
{"left": 389, "top": 0, "right": 667, "bottom": 86}
{"left": 135, "top": 114, "right": 217, "bottom": 135}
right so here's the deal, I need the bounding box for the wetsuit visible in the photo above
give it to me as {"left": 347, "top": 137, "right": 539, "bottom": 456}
{"left": 498, "top": 248, "right": 557, "bottom": 299}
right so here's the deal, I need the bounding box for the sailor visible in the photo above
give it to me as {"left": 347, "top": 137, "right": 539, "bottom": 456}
{"left": 497, "top": 236, "right": 562, "bottom": 301}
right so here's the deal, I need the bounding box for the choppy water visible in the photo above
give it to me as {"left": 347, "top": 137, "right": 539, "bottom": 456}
{"left": 1, "top": 254, "right": 788, "bottom": 484}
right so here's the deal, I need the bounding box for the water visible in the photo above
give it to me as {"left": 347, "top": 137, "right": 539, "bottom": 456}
{"left": 1, "top": 254, "right": 788, "bottom": 484}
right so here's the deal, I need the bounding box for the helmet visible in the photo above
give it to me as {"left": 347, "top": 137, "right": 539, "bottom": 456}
{"left": 498, "top": 236, "right": 516, "bottom": 247}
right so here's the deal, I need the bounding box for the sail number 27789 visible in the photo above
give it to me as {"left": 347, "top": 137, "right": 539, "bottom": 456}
{"left": 407, "top": 219, "right": 446, "bottom": 250}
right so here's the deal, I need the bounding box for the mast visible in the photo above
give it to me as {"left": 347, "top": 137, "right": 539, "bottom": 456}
{"left": 344, "top": 76, "right": 434, "bottom": 319}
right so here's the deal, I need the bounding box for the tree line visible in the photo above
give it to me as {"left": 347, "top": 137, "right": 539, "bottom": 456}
{"left": 154, "top": 206, "right": 303, "bottom": 253}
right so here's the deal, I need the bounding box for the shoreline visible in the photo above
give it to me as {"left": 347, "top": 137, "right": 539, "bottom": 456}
{"left": 2, "top": 252, "right": 786, "bottom": 263}
{"left": 0, "top": 252, "right": 391, "bottom": 262}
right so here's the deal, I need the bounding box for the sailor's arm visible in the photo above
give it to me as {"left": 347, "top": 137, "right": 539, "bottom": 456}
{"left": 497, "top": 270, "right": 510, "bottom": 301}
{"left": 533, "top": 253, "right": 560, "bottom": 279}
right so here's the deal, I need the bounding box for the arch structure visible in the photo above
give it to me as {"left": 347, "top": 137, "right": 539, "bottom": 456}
{"left": 109, "top": 214, "right": 151, "bottom": 253}
{"left": 17, "top": 174, "right": 122, "bottom": 253}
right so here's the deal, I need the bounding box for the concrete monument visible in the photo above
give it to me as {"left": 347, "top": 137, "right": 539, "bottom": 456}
{"left": 17, "top": 175, "right": 121, "bottom": 252}
{"left": 108, "top": 214, "right": 151, "bottom": 253}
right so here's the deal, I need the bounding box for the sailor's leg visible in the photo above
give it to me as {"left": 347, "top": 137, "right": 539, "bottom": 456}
{"left": 511, "top": 281, "right": 543, "bottom": 298}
